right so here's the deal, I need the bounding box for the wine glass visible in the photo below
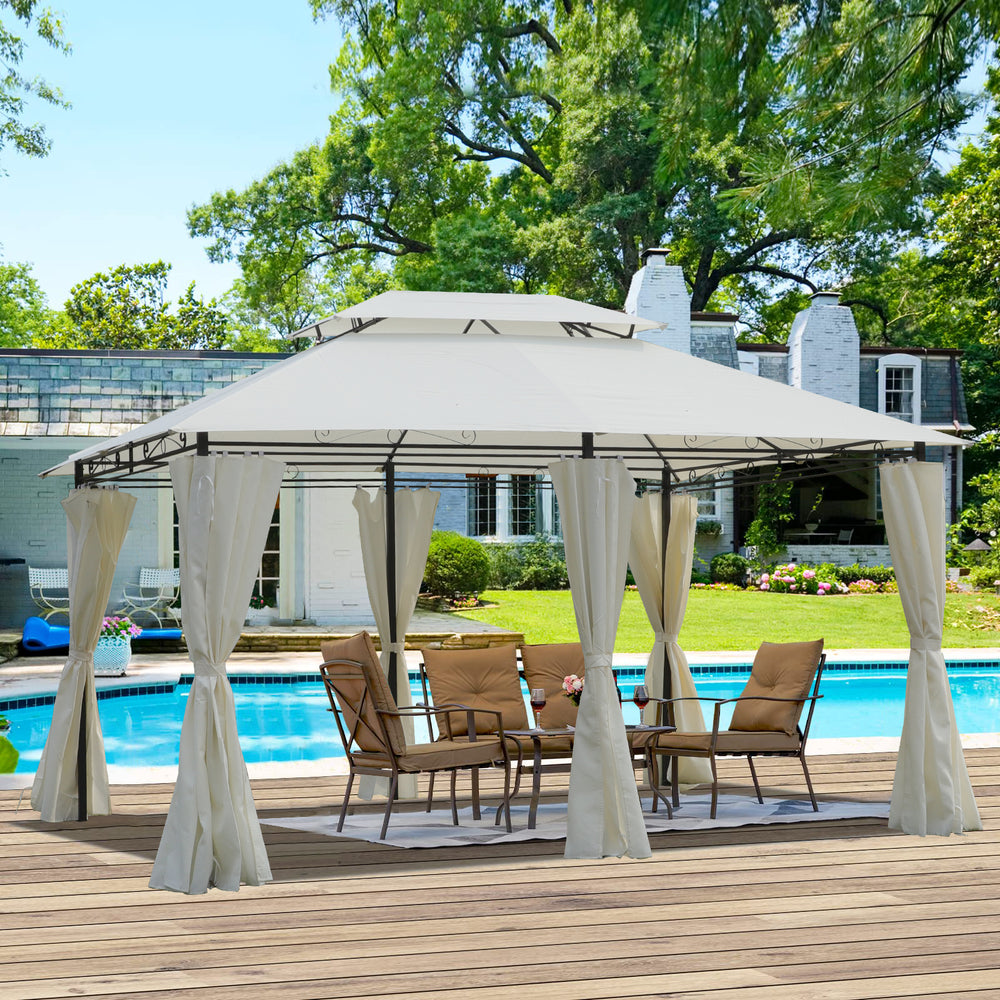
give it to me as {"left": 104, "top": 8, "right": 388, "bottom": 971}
{"left": 529, "top": 688, "right": 546, "bottom": 730}
{"left": 633, "top": 684, "right": 650, "bottom": 727}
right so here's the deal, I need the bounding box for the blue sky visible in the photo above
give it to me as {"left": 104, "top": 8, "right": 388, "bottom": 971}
{"left": 1, "top": 6, "right": 992, "bottom": 313}
{"left": 1, "top": 1, "right": 343, "bottom": 307}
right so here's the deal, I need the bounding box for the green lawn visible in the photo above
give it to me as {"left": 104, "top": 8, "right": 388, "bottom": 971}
{"left": 454, "top": 589, "right": 1000, "bottom": 652}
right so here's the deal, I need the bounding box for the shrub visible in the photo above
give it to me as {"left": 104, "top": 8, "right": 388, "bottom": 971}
{"left": 483, "top": 535, "right": 568, "bottom": 590}
{"left": 710, "top": 552, "right": 751, "bottom": 586}
{"left": 760, "top": 562, "right": 846, "bottom": 595}
{"left": 424, "top": 532, "right": 491, "bottom": 598}
{"left": 690, "top": 570, "right": 711, "bottom": 585}
{"left": 696, "top": 519, "right": 723, "bottom": 537}
{"left": 835, "top": 563, "right": 895, "bottom": 586}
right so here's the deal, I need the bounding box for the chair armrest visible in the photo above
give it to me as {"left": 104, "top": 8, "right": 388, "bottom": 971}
{"left": 716, "top": 694, "right": 823, "bottom": 706}
{"left": 382, "top": 703, "right": 506, "bottom": 742}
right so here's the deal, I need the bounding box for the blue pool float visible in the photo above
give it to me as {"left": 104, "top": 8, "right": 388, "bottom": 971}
{"left": 21, "top": 616, "right": 182, "bottom": 652}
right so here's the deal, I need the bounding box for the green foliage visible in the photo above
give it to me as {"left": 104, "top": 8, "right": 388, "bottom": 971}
{"left": 695, "top": 519, "right": 722, "bottom": 537}
{"left": 484, "top": 535, "right": 567, "bottom": 590}
{"left": 709, "top": 552, "right": 750, "bottom": 585}
{"left": 833, "top": 564, "right": 896, "bottom": 586}
{"left": 191, "top": 1, "right": 995, "bottom": 325}
{"left": 0, "top": 0, "right": 71, "bottom": 166}
{"left": 30, "top": 262, "right": 230, "bottom": 350}
{"left": 0, "top": 733, "right": 18, "bottom": 773}
{"left": 744, "top": 472, "right": 794, "bottom": 562}
{"left": 0, "top": 258, "right": 45, "bottom": 346}
{"left": 424, "top": 531, "right": 492, "bottom": 598}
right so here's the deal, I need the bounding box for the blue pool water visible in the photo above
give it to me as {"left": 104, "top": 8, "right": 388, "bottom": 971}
{"left": 3, "top": 667, "right": 999, "bottom": 774}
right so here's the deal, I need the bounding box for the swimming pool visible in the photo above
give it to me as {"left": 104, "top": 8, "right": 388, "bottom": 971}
{"left": 3, "top": 665, "right": 999, "bottom": 774}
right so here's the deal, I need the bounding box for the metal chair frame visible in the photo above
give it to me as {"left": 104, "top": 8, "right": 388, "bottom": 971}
{"left": 28, "top": 567, "right": 70, "bottom": 621}
{"left": 117, "top": 567, "right": 181, "bottom": 627}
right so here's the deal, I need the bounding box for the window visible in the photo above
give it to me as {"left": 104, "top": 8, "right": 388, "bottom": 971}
{"left": 692, "top": 485, "right": 719, "bottom": 519}
{"left": 509, "top": 475, "right": 539, "bottom": 536}
{"left": 884, "top": 367, "right": 914, "bottom": 419}
{"left": 173, "top": 496, "right": 281, "bottom": 606}
{"left": 467, "top": 475, "right": 497, "bottom": 536}
{"left": 878, "top": 354, "right": 921, "bottom": 424}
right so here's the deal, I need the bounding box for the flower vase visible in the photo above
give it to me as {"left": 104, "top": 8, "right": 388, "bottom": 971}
{"left": 93, "top": 635, "right": 131, "bottom": 676}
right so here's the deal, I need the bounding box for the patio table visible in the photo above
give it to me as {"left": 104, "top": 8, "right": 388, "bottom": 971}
{"left": 504, "top": 724, "right": 676, "bottom": 829}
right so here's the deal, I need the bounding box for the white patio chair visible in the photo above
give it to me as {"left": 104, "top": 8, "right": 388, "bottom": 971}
{"left": 117, "top": 567, "right": 181, "bottom": 627}
{"left": 28, "top": 567, "right": 70, "bottom": 621}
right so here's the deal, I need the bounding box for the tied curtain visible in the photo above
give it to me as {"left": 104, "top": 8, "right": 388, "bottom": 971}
{"left": 32, "top": 488, "right": 136, "bottom": 822}
{"left": 629, "top": 492, "right": 712, "bottom": 786}
{"left": 353, "top": 486, "right": 440, "bottom": 799}
{"left": 880, "top": 461, "right": 981, "bottom": 836}
{"left": 149, "top": 455, "right": 285, "bottom": 894}
{"left": 550, "top": 457, "right": 651, "bottom": 860}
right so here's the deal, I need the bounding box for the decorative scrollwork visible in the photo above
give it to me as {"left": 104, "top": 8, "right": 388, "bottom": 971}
{"left": 314, "top": 429, "right": 332, "bottom": 443}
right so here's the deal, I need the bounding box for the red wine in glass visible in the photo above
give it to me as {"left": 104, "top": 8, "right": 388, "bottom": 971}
{"left": 529, "top": 688, "right": 546, "bottom": 729}
{"left": 633, "top": 684, "right": 650, "bottom": 724}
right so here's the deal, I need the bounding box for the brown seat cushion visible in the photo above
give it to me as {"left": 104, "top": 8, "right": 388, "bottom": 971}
{"left": 651, "top": 729, "right": 802, "bottom": 754}
{"left": 353, "top": 737, "right": 505, "bottom": 773}
{"left": 504, "top": 732, "right": 574, "bottom": 756}
{"left": 729, "top": 639, "right": 824, "bottom": 736}
{"left": 321, "top": 632, "right": 407, "bottom": 756}
{"left": 519, "top": 642, "right": 585, "bottom": 730}
{"left": 422, "top": 644, "right": 529, "bottom": 735}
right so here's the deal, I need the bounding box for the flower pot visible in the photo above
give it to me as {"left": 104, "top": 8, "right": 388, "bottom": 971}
{"left": 94, "top": 635, "right": 131, "bottom": 676}
{"left": 245, "top": 607, "right": 276, "bottom": 626}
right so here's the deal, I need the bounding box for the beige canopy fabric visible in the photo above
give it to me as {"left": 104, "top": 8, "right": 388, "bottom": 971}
{"left": 629, "top": 492, "right": 712, "bottom": 786}
{"left": 551, "top": 458, "right": 651, "bottom": 860}
{"left": 149, "top": 455, "right": 286, "bottom": 893}
{"left": 880, "top": 461, "right": 981, "bottom": 836}
{"left": 352, "top": 486, "right": 440, "bottom": 799}
{"left": 31, "top": 489, "right": 136, "bottom": 822}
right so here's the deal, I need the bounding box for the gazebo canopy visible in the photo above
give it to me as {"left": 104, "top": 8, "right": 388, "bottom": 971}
{"left": 44, "top": 313, "right": 961, "bottom": 486}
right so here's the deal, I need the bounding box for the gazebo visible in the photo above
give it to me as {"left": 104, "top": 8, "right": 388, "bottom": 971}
{"left": 32, "top": 291, "right": 980, "bottom": 893}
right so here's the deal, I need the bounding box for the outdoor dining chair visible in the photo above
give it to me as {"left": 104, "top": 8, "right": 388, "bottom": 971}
{"left": 117, "top": 567, "right": 181, "bottom": 627}
{"left": 28, "top": 567, "right": 70, "bottom": 620}
{"left": 648, "top": 639, "right": 826, "bottom": 818}
{"left": 319, "top": 632, "right": 513, "bottom": 839}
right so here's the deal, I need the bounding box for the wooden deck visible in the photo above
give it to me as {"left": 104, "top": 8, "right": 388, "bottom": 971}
{"left": 2, "top": 749, "right": 999, "bottom": 999}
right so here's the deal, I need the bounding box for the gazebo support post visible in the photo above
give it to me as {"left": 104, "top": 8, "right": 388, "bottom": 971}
{"left": 385, "top": 460, "right": 399, "bottom": 701}
{"left": 660, "top": 465, "right": 673, "bottom": 789}
{"left": 73, "top": 460, "right": 88, "bottom": 822}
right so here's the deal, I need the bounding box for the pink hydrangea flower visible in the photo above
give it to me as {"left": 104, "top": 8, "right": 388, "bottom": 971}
{"left": 803, "top": 569, "right": 815, "bottom": 580}
{"left": 760, "top": 573, "right": 770, "bottom": 583}
{"left": 760, "top": 582, "right": 770, "bottom": 591}
{"left": 790, "top": 584, "right": 797, "bottom": 591}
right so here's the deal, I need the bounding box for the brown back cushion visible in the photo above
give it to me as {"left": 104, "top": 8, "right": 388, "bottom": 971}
{"left": 321, "top": 632, "right": 406, "bottom": 755}
{"left": 520, "top": 642, "right": 585, "bottom": 730}
{"left": 729, "top": 639, "right": 824, "bottom": 736}
{"left": 422, "top": 644, "right": 528, "bottom": 735}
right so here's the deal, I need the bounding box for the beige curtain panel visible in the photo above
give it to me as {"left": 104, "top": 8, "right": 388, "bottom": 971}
{"left": 353, "top": 486, "right": 440, "bottom": 799}
{"left": 31, "top": 488, "right": 136, "bottom": 822}
{"left": 550, "top": 457, "right": 651, "bottom": 860}
{"left": 149, "top": 455, "right": 286, "bottom": 894}
{"left": 880, "top": 461, "right": 981, "bottom": 836}
{"left": 629, "top": 491, "right": 712, "bottom": 786}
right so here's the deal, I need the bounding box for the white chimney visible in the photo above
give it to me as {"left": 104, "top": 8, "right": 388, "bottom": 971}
{"left": 786, "top": 290, "right": 859, "bottom": 406}
{"left": 625, "top": 248, "right": 691, "bottom": 354}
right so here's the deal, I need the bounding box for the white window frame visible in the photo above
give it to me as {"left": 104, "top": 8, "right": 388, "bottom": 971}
{"left": 878, "top": 354, "right": 921, "bottom": 424}
{"left": 692, "top": 485, "right": 720, "bottom": 520}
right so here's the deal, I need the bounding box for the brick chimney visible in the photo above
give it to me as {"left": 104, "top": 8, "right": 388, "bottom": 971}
{"left": 625, "top": 248, "right": 691, "bottom": 353}
{"left": 786, "top": 290, "right": 859, "bottom": 406}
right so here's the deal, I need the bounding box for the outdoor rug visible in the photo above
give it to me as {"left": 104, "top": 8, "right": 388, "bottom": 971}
{"left": 264, "top": 795, "right": 890, "bottom": 849}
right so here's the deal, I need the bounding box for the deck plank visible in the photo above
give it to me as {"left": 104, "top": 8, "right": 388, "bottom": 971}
{"left": 0, "top": 749, "right": 997, "bottom": 998}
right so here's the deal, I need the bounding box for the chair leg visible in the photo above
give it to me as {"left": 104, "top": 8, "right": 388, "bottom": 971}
{"left": 426, "top": 772, "right": 435, "bottom": 813}
{"left": 471, "top": 766, "right": 481, "bottom": 820}
{"left": 671, "top": 754, "right": 680, "bottom": 808}
{"left": 709, "top": 755, "right": 719, "bottom": 820}
{"left": 800, "top": 754, "right": 819, "bottom": 811}
{"left": 380, "top": 773, "right": 398, "bottom": 840}
{"left": 337, "top": 771, "right": 355, "bottom": 832}
{"left": 450, "top": 769, "right": 459, "bottom": 825}
{"left": 747, "top": 755, "right": 764, "bottom": 804}
{"left": 501, "top": 759, "right": 512, "bottom": 833}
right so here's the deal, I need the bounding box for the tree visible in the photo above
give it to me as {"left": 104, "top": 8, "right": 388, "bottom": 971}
{"left": 0, "top": 258, "right": 45, "bottom": 345}
{"left": 190, "top": 0, "right": 998, "bottom": 317}
{"left": 1, "top": 0, "right": 70, "bottom": 168}
{"left": 30, "top": 261, "right": 230, "bottom": 350}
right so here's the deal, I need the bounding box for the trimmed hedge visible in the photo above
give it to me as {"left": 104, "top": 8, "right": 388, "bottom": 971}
{"left": 424, "top": 531, "right": 492, "bottom": 598}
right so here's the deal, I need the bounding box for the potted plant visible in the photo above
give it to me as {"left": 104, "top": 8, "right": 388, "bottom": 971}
{"left": 246, "top": 592, "right": 277, "bottom": 626}
{"left": 695, "top": 519, "right": 723, "bottom": 537}
{"left": 94, "top": 616, "right": 142, "bottom": 676}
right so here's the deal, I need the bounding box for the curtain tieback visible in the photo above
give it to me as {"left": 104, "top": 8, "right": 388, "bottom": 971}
{"left": 191, "top": 660, "right": 228, "bottom": 678}
{"left": 69, "top": 646, "right": 91, "bottom": 664}
{"left": 909, "top": 637, "right": 942, "bottom": 652}
{"left": 385, "top": 641, "right": 406, "bottom": 655}
{"left": 587, "top": 653, "right": 614, "bottom": 671}
{"left": 654, "top": 632, "right": 679, "bottom": 644}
